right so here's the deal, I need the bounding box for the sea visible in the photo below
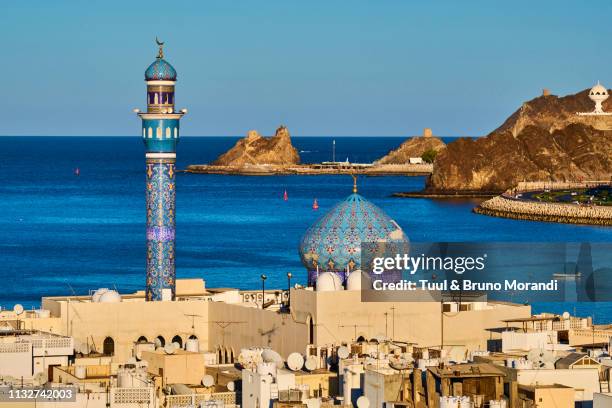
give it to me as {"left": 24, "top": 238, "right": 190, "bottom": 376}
{"left": 1, "top": 137, "right": 610, "bottom": 322}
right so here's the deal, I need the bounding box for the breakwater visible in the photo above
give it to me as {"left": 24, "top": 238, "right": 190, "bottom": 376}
{"left": 475, "top": 195, "right": 612, "bottom": 226}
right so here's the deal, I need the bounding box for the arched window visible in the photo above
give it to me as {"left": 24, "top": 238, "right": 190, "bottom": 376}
{"left": 103, "top": 337, "right": 115, "bottom": 356}
{"left": 171, "top": 335, "right": 183, "bottom": 348}
{"left": 137, "top": 336, "right": 148, "bottom": 343}
{"left": 154, "top": 93, "right": 159, "bottom": 104}
{"left": 156, "top": 336, "right": 166, "bottom": 347}
{"left": 356, "top": 335, "right": 366, "bottom": 343}
{"left": 148, "top": 127, "right": 152, "bottom": 138}
{"left": 166, "top": 127, "right": 171, "bottom": 138}
{"left": 174, "top": 128, "right": 178, "bottom": 138}
{"left": 217, "top": 347, "right": 223, "bottom": 364}
{"left": 188, "top": 334, "right": 198, "bottom": 340}
{"left": 142, "top": 128, "right": 146, "bottom": 138}
{"left": 156, "top": 127, "right": 162, "bottom": 139}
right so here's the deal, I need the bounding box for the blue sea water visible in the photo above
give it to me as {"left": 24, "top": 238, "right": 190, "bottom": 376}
{"left": 0, "top": 137, "right": 610, "bottom": 322}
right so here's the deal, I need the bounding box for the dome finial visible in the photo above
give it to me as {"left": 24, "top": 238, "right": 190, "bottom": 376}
{"left": 351, "top": 174, "right": 357, "bottom": 193}
{"left": 155, "top": 37, "right": 164, "bottom": 59}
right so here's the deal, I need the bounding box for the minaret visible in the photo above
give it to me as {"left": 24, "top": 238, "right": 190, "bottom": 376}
{"left": 135, "top": 39, "right": 186, "bottom": 301}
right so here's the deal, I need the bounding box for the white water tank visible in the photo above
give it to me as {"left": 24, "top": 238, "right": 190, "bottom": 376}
{"left": 459, "top": 396, "right": 473, "bottom": 408}
{"left": 92, "top": 288, "right": 109, "bottom": 302}
{"left": 489, "top": 400, "right": 507, "bottom": 408}
{"left": 99, "top": 290, "right": 122, "bottom": 303}
{"left": 257, "top": 362, "right": 277, "bottom": 377}
{"left": 74, "top": 366, "right": 86, "bottom": 379}
{"left": 316, "top": 272, "right": 344, "bottom": 292}
{"left": 185, "top": 338, "right": 199, "bottom": 353}
{"left": 440, "top": 396, "right": 459, "bottom": 408}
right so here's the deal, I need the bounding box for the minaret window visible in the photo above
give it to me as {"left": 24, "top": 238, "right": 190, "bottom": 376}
{"left": 143, "top": 128, "right": 146, "bottom": 137}
{"left": 148, "top": 127, "right": 152, "bottom": 138}
{"left": 166, "top": 127, "right": 171, "bottom": 138}
{"left": 174, "top": 128, "right": 178, "bottom": 138}
{"left": 156, "top": 127, "right": 162, "bottom": 139}
{"left": 154, "top": 94, "right": 159, "bottom": 104}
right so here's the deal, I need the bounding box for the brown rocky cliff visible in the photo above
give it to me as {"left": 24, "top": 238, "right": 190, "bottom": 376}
{"left": 212, "top": 126, "right": 301, "bottom": 167}
{"left": 425, "top": 88, "right": 612, "bottom": 193}
{"left": 375, "top": 136, "right": 446, "bottom": 165}
{"left": 427, "top": 123, "right": 612, "bottom": 192}
{"left": 496, "top": 89, "right": 612, "bottom": 136}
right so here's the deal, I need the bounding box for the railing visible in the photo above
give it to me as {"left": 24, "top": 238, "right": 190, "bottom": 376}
{"left": 165, "top": 391, "right": 238, "bottom": 407}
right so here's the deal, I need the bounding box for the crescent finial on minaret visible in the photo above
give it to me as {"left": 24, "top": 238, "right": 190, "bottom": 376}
{"left": 155, "top": 37, "right": 164, "bottom": 59}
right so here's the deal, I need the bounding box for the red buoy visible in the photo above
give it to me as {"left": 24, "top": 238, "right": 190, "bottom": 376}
{"left": 283, "top": 190, "right": 288, "bottom": 201}
{"left": 312, "top": 198, "right": 319, "bottom": 210}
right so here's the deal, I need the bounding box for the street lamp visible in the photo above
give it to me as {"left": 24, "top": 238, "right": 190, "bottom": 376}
{"left": 287, "top": 272, "right": 293, "bottom": 310}
{"left": 260, "top": 274, "right": 267, "bottom": 309}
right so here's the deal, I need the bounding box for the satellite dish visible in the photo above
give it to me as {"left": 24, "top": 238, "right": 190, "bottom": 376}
{"left": 357, "top": 396, "right": 370, "bottom": 408}
{"left": 172, "top": 342, "right": 181, "bottom": 349}
{"left": 164, "top": 344, "right": 176, "bottom": 355}
{"left": 201, "top": 375, "right": 215, "bottom": 387}
{"left": 227, "top": 381, "right": 235, "bottom": 392}
{"left": 13, "top": 304, "right": 24, "bottom": 315}
{"left": 154, "top": 338, "right": 163, "bottom": 348}
{"left": 304, "top": 355, "right": 317, "bottom": 371}
{"left": 127, "top": 357, "right": 137, "bottom": 365}
{"left": 287, "top": 353, "right": 305, "bottom": 371}
{"left": 136, "top": 350, "right": 143, "bottom": 360}
{"left": 562, "top": 311, "right": 570, "bottom": 319}
{"left": 337, "top": 346, "right": 350, "bottom": 360}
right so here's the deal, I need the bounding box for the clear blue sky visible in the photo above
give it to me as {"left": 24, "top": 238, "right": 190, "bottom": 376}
{"left": 2, "top": 0, "right": 611, "bottom": 136}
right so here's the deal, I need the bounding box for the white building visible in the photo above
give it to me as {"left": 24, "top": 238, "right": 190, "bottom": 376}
{"left": 0, "top": 330, "right": 73, "bottom": 380}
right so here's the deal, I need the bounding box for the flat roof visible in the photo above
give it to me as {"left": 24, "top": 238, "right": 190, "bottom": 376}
{"left": 429, "top": 363, "right": 505, "bottom": 378}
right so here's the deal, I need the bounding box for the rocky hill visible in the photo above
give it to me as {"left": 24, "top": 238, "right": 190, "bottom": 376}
{"left": 425, "top": 89, "right": 612, "bottom": 193}
{"left": 375, "top": 136, "right": 446, "bottom": 165}
{"left": 212, "top": 126, "right": 300, "bottom": 167}
{"left": 496, "top": 89, "right": 612, "bottom": 136}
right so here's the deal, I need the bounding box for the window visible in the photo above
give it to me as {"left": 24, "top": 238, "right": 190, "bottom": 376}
{"left": 156, "top": 127, "right": 162, "bottom": 139}
{"left": 156, "top": 336, "right": 165, "bottom": 347}
{"left": 166, "top": 127, "right": 171, "bottom": 138}
{"left": 171, "top": 335, "right": 183, "bottom": 348}
{"left": 137, "top": 336, "right": 148, "bottom": 343}
{"left": 148, "top": 128, "right": 152, "bottom": 138}
{"left": 103, "top": 337, "right": 114, "bottom": 356}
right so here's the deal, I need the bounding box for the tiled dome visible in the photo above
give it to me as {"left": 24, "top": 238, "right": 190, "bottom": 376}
{"left": 145, "top": 58, "right": 177, "bottom": 81}
{"left": 299, "top": 193, "right": 408, "bottom": 276}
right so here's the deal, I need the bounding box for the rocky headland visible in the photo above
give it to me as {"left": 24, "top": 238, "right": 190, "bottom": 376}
{"left": 375, "top": 129, "right": 446, "bottom": 165}
{"left": 211, "top": 125, "right": 300, "bottom": 167}
{"left": 425, "top": 89, "right": 612, "bottom": 194}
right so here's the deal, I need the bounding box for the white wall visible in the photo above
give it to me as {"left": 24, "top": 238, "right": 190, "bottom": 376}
{"left": 517, "top": 368, "right": 599, "bottom": 401}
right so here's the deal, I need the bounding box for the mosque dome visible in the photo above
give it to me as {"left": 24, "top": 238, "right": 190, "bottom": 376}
{"left": 299, "top": 191, "right": 409, "bottom": 276}
{"left": 145, "top": 58, "right": 177, "bottom": 81}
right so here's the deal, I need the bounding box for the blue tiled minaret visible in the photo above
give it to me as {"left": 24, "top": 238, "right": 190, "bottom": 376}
{"left": 136, "top": 39, "right": 186, "bottom": 301}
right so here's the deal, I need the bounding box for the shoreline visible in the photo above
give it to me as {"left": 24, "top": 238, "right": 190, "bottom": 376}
{"left": 393, "top": 191, "right": 498, "bottom": 199}
{"left": 184, "top": 163, "right": 433, "bottom": 176}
